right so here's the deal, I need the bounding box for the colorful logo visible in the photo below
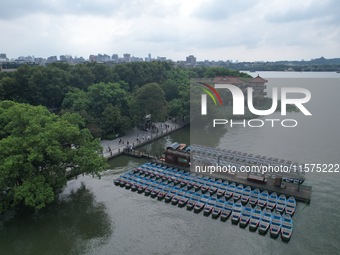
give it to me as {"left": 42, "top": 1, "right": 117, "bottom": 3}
{"left": 198, "top": 82, "right": 223, "bottom": 106}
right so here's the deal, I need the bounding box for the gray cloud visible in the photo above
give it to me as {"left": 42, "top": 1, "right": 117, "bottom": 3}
{"left": 192, "top": 0, "right": 255, "bottom": 21}
{"left": 0, "top": 0, "right": 180, "bottom": 20}
{"left": 0, "top": 0, "right": 339, "bottom": 61}
{"left": 266, "top": 0, "right": 340, "bottom": 25}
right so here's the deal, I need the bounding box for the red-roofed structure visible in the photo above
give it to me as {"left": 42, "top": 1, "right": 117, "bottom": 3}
{"left": 213, "top": 76, "right": 243, "bottom": 86}
{"left": 247, "top": 75, "right": 267, "bottom": 96}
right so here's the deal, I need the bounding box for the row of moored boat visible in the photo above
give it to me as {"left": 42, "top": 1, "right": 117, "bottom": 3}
{"left": 114, "top": 162, "right": 295, "bottom": 241}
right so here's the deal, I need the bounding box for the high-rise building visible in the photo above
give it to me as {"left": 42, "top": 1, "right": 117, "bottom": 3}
{"left": 123, "top": 53, "right": 131, "bottom": 62}
{"left": 0, "top": 53, "right": 8, "bottom": 62}
{"left": 89, "top": 55, "right": 97, "bottom": 62}
{"left": 46, "top": 56, "right": 58, "bottom": 63}
{"left": 112, "top": 54, "right": 119, "bottom": 62}
{"left": 186, "top": 55, "right": 196, "bottom": 66}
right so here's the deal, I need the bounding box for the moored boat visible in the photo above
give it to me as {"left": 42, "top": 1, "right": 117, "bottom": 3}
{"left": 203, "top": 196, "right": 217, "bottom": 216}
{"left": 193, "top": 180, "right": 204, "bottom": 191}
{"left": 157, "top": 186, "right": 171, "bottom": 200}
{"left": 220, "top": 201, "right": 233, "bottom": 221}
{"left": 233, "top": 184, "right": 244, "bottom": 201}
{"left": 281, "top": 214, "right": 293, "bottom": 242}
{"left": 276, "top": 194, "right": 287, "bottom": 213}
{"left": 216, "top": 182, "right": 228, "bottom": 198}
{"left": 171, "top": 190, "right": 186, "bottom": 205}
{"left": 201, "top": 183, "right": 210, "bottom": 194}
{"left": 131, "top": 180, "right": 141, "bottom": 192}
{"left": 150, "top": 186, "right": 162, "bottom": 198}
{"left": 239, "top": 203, "right": 253, "bottom": 228}
{"left": 119, "top": 178, "right": 127, "bottom": 187}
{"left": 125, "top": 180, "right": 133, "bottom": 189}
{"left": 164, "top": 186, "right": 180, "bottom": 202}
{"left": 258, "top": 209, "right": 272, "bottom": 235}
{"left": 266, "top": 192, "right": 278, "bottom": 211}
{"left": 113, "top": 178, "right": 121, "bottom": 186}
{"left": 225, "top": 182, "right": 236, "bottom": 200}
{"left": 285, "top": 196, "right": 296, "bottom": 215}
{"left": 180, "top": 178, "right": 189, "bottom": 187}
{"left": 231, "top": 200, "right": 243, "bottom": 225}
{"left": 241, "top": 186, "right": 251, "bottom": 205}
{"left": 137, "top": 182, "right": 148, "bottom": 193}
{"left": 187, "top": 194, "right": 201, "bottom": 210}
{"left": 249, "top": 188, "right": 260, "bottom": 207}
{"left": 258, "top": 190, "right": 269, "bottom": 208}
{"left": 270, "top": 211, "right": 282, "bottom": 238}
{"left": 187, "top": 180, "right": 195, "bottom": 189}
{"left": 144, "top": 183, "right": 157, "bottom": 196}
{"left": 208, "top": 184, "right": 220, "bottom": 195}
{"left": 249, "top": 205, "right": 262, "bottom": 231}
{"left": 194, "top": 194, "right": 210, "bottom": 213}
{"left": 178, "top": 191, "right": 194, "bottom": 207}
{"left": 212, "top": 198, "right": 225, "bottom": 219}
{"left": 216, "top": 187, "right": 226, "bottom": 198}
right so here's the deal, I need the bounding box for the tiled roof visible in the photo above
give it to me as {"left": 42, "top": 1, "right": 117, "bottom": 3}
{"left": 249, "top": 75, "right": 268, "bottom": 83}
{"left": 213, "top": 76, "right": 243, "bottom": 85}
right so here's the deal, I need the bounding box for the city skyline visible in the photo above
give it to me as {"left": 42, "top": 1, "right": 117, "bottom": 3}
{"left": 1, "top": 52, "right": 338, "bottom": 64}
{"left": 1, "top": 1, "right": 339, "bottom": 62}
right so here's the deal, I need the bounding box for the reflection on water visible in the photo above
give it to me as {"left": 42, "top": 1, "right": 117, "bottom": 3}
{"left": 0, "top": 184, "right": 112, "bottom": 255}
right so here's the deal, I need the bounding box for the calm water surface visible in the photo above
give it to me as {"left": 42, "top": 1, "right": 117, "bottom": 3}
{"left": 1, "top": 72, "right": 339, "bottom": 255}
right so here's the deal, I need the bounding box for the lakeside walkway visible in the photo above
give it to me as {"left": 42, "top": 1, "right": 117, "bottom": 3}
{"left": 101, "top": 119, "right": 188, "bottom": 159}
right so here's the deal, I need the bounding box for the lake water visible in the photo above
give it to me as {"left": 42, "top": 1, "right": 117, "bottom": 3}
{"left": 0, "top": 72, "right": 339, "bottom": 255}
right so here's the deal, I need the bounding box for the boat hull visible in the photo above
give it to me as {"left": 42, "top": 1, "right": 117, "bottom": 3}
{"left": 178, "top": 199, "right": 188, "bottom": 207}
{"left": 212, "top": 210, "right": 221, "bottom": 219}
{"left": 258, "top": 226, "right": 269, "bottom": 235}
{"left": 186, "top": 202, "right": 195, "bottom": 210}
{"left": 270, "top": 228, "right": 280, "bottom": 238}
{"left": 203, "top": 207, "right": 213, "bottom": 216}
{"left": 249, "top": 221, "right": 259, "bottom": 231}
{"left": 231, "top": 215, "right": 240, "bottom": 225}
{"left": 194, "top": 204, "right": 204, "bottom": 213}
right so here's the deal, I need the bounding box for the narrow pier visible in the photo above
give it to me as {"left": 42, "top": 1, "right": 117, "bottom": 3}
{"left": 101, "top": 120, "right": 189, "bottom": 160}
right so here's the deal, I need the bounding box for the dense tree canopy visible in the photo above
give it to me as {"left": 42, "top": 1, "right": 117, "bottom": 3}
{"left": 0, "top": 61, "right": 249, "bottom": 138}
{"left": 0, "top": 61, "right": 251, "bottom": 212}
{"left": 0, "top": 101, "right": 107, "bottom": 212}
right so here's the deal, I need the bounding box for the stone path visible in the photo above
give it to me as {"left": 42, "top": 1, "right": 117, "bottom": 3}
{"left": 100, "top": 119, "right": 187, "bottom": 159}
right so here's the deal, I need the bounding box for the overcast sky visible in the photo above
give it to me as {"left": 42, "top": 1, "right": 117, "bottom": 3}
{"left": 1, "top": 0, "right": 339, "bottom": 61}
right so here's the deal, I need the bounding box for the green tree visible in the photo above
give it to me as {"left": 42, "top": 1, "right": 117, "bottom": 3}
{"left": 70, "top": 64, "right": 95, "bottom": 90}
{"left": 0, "top": 101, "right": 107, "bottom": 212}
{"left": 161, "top": 80, "right": 179, "bottom": 101}
{"left": 87, "top": 82, "right": 129, "bottom": 116}
{"left": 88, "top": 63, "right": 118, "bottom": 84}
{"left": 62, "top": 88, "right": 90, "bottom": 112}
{"left": 100, "top": 104, "right": 123, "bottom": 135}
{"left": 28, "top": 66, "right": 71, "bottom": 109}
{"left": 131, "top": 83, "right": 167, "bottom": 122}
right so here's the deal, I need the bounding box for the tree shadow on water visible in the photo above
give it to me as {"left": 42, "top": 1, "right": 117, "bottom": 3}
{"left": 0, "top": 183, "right": 112, "bottom": 255}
